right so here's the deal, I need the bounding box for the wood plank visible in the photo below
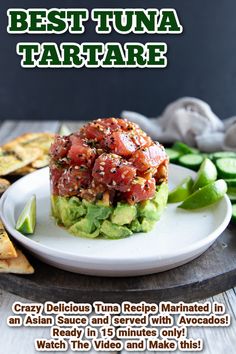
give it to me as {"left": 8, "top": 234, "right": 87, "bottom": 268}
{"left": 184, "top": 292, "right": 236, "bottom": 354}
{"left": 0, "top": 290, "right": 53, "bottom": 354}
{"left": 0, "top": 120, "right": 60, "bottom": 145}
{"left": 1, "top": 285, "right": 235, "bottom": 354}
{"left": 121, "top": 292, "right": 236, "bottom": 354}
{"left": 0, "top": 290, "right": 115, "bottom": 354}
{"left": 60, "top": 121, "right": 85, "bottom": 132}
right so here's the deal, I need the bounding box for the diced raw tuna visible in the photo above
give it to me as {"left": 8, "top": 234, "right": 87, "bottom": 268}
{"left": 124, "top": 177, "right": 156, "bottom": 204}
{"left": 92, "top": 153, "right": 136, "bottom": 192}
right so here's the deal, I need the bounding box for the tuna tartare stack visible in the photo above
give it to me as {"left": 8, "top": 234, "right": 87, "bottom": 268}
{"left": 50, "top": 118, "right": 168, "bottom": 238}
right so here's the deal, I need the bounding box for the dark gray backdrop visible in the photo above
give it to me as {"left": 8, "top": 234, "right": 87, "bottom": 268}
{"left": 0, "top": 1, "right": 235, "bottom": 121}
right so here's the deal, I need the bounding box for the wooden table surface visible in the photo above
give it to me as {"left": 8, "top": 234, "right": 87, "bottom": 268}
{"left": 0, "top": 121, "right": 235, "bottom": 354}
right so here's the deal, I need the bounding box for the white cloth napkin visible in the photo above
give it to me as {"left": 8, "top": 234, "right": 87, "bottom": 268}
{"left": 121, "top": 97, "right": 236, "bottom": 152}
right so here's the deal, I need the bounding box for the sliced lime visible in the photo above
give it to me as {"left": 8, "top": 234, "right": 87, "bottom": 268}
{"left": 232, "top": 204, "right": 236, "bottom": 223}
{"left": 16, "top": 195, "right": 36, "bottom": 234}
{"left": 192, "top": 158, "right": 217, "bottom": 191}
{"left": 168, "top": 176, "right": 193, "bottom": 203}
{"left": 178, "top": 180, "right": 227, "bottom": 210}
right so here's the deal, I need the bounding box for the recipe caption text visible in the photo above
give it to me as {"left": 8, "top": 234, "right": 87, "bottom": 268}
{"left": 8, "top": 301, "right": 230, "bottom": 352}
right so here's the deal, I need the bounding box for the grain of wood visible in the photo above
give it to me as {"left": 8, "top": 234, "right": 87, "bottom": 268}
{"left": 1, "top": 286, "right": 235, "bottom": 354}
{"left": 61, "top": 120, "right": 85, "bottom": 134}
{"left": 0, "top": 290, "right": 116, "bottom": 354}
{"left": 121, "top": 292, "right": 236, "bottom": 354}
{"left": 0, "top": 121, "right": 60, "bottom": 145}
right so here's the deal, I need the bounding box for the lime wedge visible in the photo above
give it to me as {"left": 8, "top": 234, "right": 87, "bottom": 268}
{"left": 178, "top": 180, "right": 227, "bottom": 210}
{"left": 232, "top": 204, "right": 236, "bottom": 223}
{"left": 192, "top": 158, "right": 217, "bottom": 192}
{"left": 168, "top": 177, "right": 193, "bottom": 203}
{"left": 16, "top": 195, "right": 36, "bottom": 234}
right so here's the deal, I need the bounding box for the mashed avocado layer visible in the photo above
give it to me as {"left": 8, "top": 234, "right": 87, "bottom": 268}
{"left": 51, "top": 182, "right": 168, "bottom": 239}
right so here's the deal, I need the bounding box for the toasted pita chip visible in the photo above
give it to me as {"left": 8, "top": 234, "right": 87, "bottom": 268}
{"left": 3, "top": 133, "right": 55, "bottom": 173}
{"left": 0, "top": 221, "right": 17, "bottom": 259}
{"left": 3, "top": 133, "right": 55, "bottom": 153}
{"left": 10, "top": 166, "right": 36, "bottom": 176}
{"left": 31, "top": 154, "right": 49, "bottom": 169}
{"left": 0, "top": 249, "right": 34, "bottom": 274}
{"left": 0, "top": 178, "right": 10, "bottom": 194}
{"left": 0, "top": 146, "right": 41, "bottom": 176}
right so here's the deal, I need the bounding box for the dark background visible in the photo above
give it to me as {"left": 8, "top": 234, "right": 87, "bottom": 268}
{"left": 0, "top": 0, "right": 236, "bottom": 121}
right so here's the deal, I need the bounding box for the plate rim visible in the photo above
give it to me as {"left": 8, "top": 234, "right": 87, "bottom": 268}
{"left": 0, "top": 165, "right": 232, "bottom": 266}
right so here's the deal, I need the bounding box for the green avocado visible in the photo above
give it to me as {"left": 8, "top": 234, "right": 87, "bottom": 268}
{"left": 130, "top": 219, "right": 143, "bottom": 233}
{"left": 51, "top": 181, "right": 168, "bottom": 239}
{"left": 100, "top": 220, "right": 132, "bottom": 239}
{"left": 69, "top": 221, "right": 100, "bottom": 238}
{"left": 130, "top": 218, "right": 156, "bottom": 233}
{"left": 111, "top": 203, "right": 136, "bottom": 225}
{"left": 71, "top": 217, "right": 95, "bottom": 233}
{"left": 152, "top": 183, "right": 168, "bottom": 218}
{"left": 138, "top": 200, "right": 159, "bottom": 221}
{"left": 139, "top": 219, "right": 156, "bottom": 232}
{"left": 86, "top": 202, "right": 112, "bottom": 227}
{"left": 55, "top": 196, "right": 86, "bottom": 228}
{"left": 51, "top": 195, "right": 60, "bottom": 221}
{"left": 138, "top": 182, "right": 168, "bottom": 221}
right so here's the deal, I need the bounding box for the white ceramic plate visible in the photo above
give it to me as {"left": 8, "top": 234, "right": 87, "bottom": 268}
{"left": 0, "top": 165, "right": 232, "bottom": 277}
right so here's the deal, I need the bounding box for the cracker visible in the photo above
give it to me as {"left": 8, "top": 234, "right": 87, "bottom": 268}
{"left": 10, "top": 166, "right": 36, "bottom": 176}
{"left": 3, "top": 133, "right": 55, "bottom": 153}
{"left": 0, "top": 221, "right": 17, "bottom": 259}
{"left": 31, "top": 154, "right": 49, "bottom": 169}
{"left": 0, "top": 146, "right": 41, "bottom": 176}
{"left": 0, "top": 178, "right": 10, "bottom": 194}
{"left": 0, "top": 249, "right": 34, "bottom": 274}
